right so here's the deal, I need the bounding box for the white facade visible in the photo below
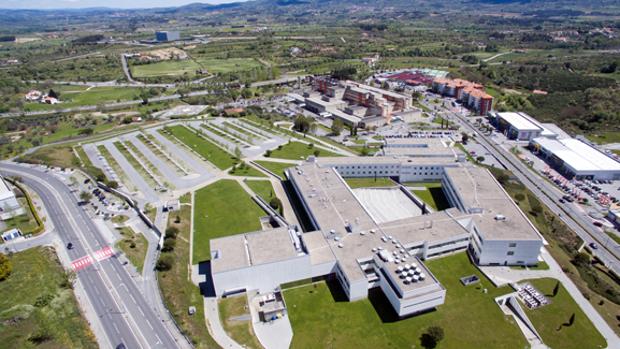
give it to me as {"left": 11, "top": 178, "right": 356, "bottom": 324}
{"left": 0, "top": 177, "right": 19, "bottom": 214}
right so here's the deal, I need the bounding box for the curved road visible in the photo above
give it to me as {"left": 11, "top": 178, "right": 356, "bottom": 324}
{"left": 0, "top": 162, "right": 181, "bottom": 349}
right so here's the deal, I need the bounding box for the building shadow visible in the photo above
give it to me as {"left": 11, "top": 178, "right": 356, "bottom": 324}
{"left": 198, "top": 261, "right": 216, "bottom": 298}
{"left": 325, "top": 276, "right": 349, "bottom": 303}
{"left": 368, "top": 287, "right": 437, "bottom": 323}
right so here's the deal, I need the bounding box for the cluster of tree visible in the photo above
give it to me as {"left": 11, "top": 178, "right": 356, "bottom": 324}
{"left": 157, "top": 226, "right": 180, "bottom": 271}
{"left": 331, "top": 66, "right": 357, "bottom": 80}
{"left": 71, "top": 34, "right": 105, "bottom": 44}
{"left": 461, "top": 54, "right": 479, "bottom": 64}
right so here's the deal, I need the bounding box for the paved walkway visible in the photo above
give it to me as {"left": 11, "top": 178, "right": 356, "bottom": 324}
{"left": 204, "top": 297, "right": 244, "bottom": 349}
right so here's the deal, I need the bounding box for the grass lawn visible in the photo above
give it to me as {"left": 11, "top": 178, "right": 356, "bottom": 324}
{"left": 344, "top": 177, "right": 395, "bottom": 189}
{"left": 193, "top": 180, "right": 265, "bottom": 263}
{"left": 254, "top": 160, "right": 297, "bottom": 177}
{"left": 405, "top": 181, "right": 451, "bottom": 211}
{"left": 158, "top": 194, "right": 219, "bottom": 348}
{"left": 245, "top": 180, "right": 276, "bottom": 201}
{"left": 228, "top": 162, "right": 266, "bottom": 178}
{"left": 284, "top": 252, "right": 526, "bottom": 349}
{"left": 17, "top": 145, "right": 78, "bottom": 170}
{"left": 586, "top": 132, "right": 620, "bottom": 145}
{"left": 218, "top": 295, "right": 263, "bottom": 349}
{"left": 525, "top": 278, "right": 606, "bottom": 349}
{"left": 164, "top": 125, "right": 238, "bottom": 170}
{"left": 111, "top": 215, "right": 129, "bottom": 224}
{"left": 115, "top": 227, "right": 148, "bottom": 273}
{"left": 0, "top": 247, "right": 97, "bottom": 348}
{"left": 267, "top": 141, "right": 340, "bottom": 160}
{"left": 24, "top": 87, "right": 145, "bottom": 111}
{"left": 132, "top": 60, "right": 201, "bottom": 78}
{"left": 197, "top": 58, "right": 262, "bottom": 74}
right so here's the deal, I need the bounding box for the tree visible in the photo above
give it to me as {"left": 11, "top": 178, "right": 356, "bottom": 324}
{"left": 165, "top": 226, "right": 179, "bottom": 239}
{"left": 293, "top": 115, "right": 311, "bottom": 133}
{"left": 572, "top": 252, "right": 590, "bottom": 268}
{"left": 514, "top": 193, "right": 525, "bottom": 202}
{"left": 234, "top": 146, "right": 242, "bottom": 160}
{"left": 269, "top": 197, "right": 282, "bottom": 214}
{"left": 79, "top": 191, "right": 92, "bottom": 202}
{"left": 162, "top": 238, "right": 176, "bottom": 252}
{"left": 0, "top": 253, "right": 12, "bottom": 281}
{"left": 265, "top": 149, "right": 272, "bottom": 157}
{"left": 461, "top": 132, "right": 469, "bottom": 144}
{"left": 106, "top": 180, "right": 119, "bottom": 189}
{"left": 48, "top": 89, "right": 59, "bottom": 99}
{"left": 420, "top": 326, "right": 444, "bottom": 349}
{"left": 156, "top": 254, "right": 174, "bottom": 271}
{"left": 331, "top": 119, "right": 344, "bottom": 136}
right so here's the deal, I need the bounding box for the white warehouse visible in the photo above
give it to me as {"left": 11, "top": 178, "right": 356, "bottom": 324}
{"left": 531, "top": 137, "right": 620, "bottom": 180}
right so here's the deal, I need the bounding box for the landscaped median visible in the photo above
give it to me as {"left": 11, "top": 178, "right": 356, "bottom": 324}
{"left": 163, "top": 124, "right": 238, "bottom": 170}
{"left": 193, "top": 179, "right": 266, "bottom": 263}
{"left": 265, "top": 141, "right": 341, "bottom": 160}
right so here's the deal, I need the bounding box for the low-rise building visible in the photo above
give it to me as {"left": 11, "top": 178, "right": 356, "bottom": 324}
{"left": 210, "top": 155, "right": 543, "bottom": 318}
{"left": 492, "top": 112, "right": 558, "bottom": 141}
{"left": 0, "top": 176, "right": 20, "bottom": 216}
{"left": 155, "top": 31, "right": 180, "bottom": 42}
{"left": 531, "top": 137, "right": 620, "bottom": 180}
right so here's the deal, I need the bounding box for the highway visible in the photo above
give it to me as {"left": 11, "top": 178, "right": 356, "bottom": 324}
{"left": 0, "top": 162, "right": 180, "bottom": 349}
{"left": 439, "top": 106, "right": 620, "bottom": 275}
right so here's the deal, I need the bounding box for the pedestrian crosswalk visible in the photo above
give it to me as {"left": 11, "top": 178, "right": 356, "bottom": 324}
{"left": 71, "top": 246, "right": 115, "bottom": 271}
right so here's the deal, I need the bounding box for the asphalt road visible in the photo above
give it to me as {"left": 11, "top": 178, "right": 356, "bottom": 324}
{"left": 438, "top": 105, "right": 620, "bottom": 275}
{"left": 0, "top": 162, "right": 180, "bottom": 349}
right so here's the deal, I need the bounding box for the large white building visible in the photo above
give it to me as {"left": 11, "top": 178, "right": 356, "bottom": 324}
{"left": 0, "top": 176, "right": 19, "bottom": 214}
{"left": 493, "top": 112, "right": 559, "bottom": 141}
{"left": 209, "top": 156, "right": 543, "bottom": 318}
{"left": 531, "top": 137, "right": 620, "bottom": 180}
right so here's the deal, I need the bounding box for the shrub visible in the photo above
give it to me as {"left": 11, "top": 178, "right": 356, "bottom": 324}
{"left": 156, "top": 254, "right": 174, "bottom": 271}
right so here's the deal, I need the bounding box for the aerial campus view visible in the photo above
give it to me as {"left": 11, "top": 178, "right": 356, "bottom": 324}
{"left": 0, "top": 1, "right": 619, "bottom": 349}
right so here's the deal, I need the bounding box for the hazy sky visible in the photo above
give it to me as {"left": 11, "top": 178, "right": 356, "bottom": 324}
{"left": 1, "top": 0, "right": 246, "bottom": 9}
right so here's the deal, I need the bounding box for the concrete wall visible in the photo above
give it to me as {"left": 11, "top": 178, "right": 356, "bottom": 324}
{"left": 475, "top": 239, "right": 542, "bottom": 266}
{"left": 213, "top": 255, "right": 312, "bottom": 296}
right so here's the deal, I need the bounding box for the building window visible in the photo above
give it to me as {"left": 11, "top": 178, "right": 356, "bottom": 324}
{"left": 507, "top": 251, "right": 514, "bottom": 256}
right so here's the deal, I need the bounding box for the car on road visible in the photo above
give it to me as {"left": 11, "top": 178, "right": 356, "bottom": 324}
{"left": 559, "top": 198, "right": 565, "bottom": 203}
{"left": 589, "top": 242, "right": 599, "bottom": 250}
{"left": 67, "top": 242, "right": 74, "bottom": 250}
{"left": 593, "top": 221, "right": 603, "bottom": 227}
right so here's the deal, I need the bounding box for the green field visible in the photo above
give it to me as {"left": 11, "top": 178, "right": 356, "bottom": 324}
{"left": 193, "top": 180, "right": 265, "bottom": 263}
{"left": 344, "top": 177, "right": 395, "bottom": 189}
{"left": 267, "top": 141, "right": 340, "bottom": 160}
{"left": 131, "top": 60, "right": 201, "bottom": 78}
{"left": 115, "top": 227, "right": 148, "bottom": 273}
{"left": 164, "top": 125, "right": 238, "bottom": 170}
{"left": 245, "top": 179, "right": 276, "bottom": 201}
{"left": 406, "top": 181, "right": 452, "bottom": 211}
{"left": 285, "top": 252, "right": 527, "bottom": 349}
{"left": 131, "top": 58, "right": 261, "bottom": 78}
{"left": 218, "top": 295, "right": 263, "bottom": 349}
{"left": 228, "top": 162, "right": 266, "bottom": 177}
{"left": 0, "top": 247, "right": 97, "bottom": 348}
{"left": 254, "top": 160, "right": 297, "bottom": 177}
{"left": 526, "top": 278, "right": 606, "bottom": 349}
{"left": 24, "top": 87, "right": 145, "bottom": 111}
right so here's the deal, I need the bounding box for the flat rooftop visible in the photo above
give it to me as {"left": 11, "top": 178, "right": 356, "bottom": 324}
{"left": 443, "top": 166, "right": 540, "bottom": 240}
{"left": 534, "top": 137, "right": 620, "bottom": 172}
{"left": 211, "top": 227, "right": 302, "bottom": 273}
{"left": 497, "top": 112, "right": 542, "bottom": 131}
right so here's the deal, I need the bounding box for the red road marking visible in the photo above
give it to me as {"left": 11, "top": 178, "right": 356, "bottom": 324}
{"left": 71, "top": 255, "right": 94, "bottom": 271}
{"left": 94, "top": 246, "right": 114, "bottom": 262}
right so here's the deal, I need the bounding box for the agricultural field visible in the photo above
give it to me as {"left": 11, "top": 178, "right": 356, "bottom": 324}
{"left": 193, "top": 180, "right": 265, "bottom": 263}
{"left": 24, "top": 87, "right": 147, "bottom": 111}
